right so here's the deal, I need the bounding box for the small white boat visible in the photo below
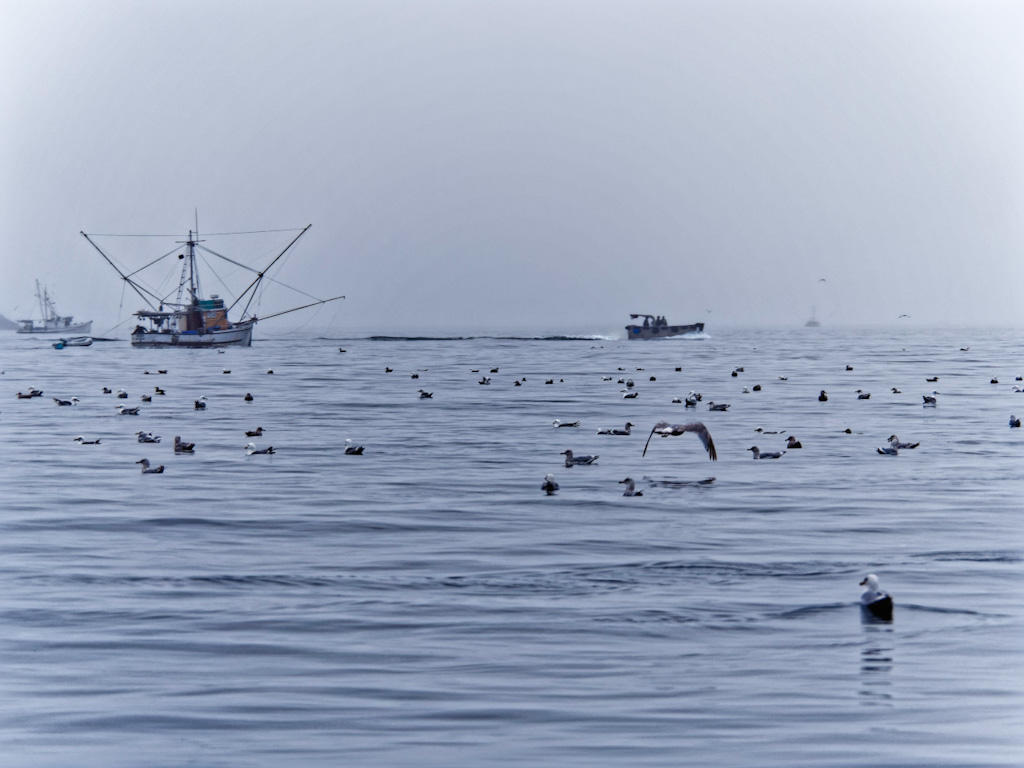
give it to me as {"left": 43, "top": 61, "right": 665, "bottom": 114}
{"left": 53, "top": 336, "right": 94, "bottom": 349}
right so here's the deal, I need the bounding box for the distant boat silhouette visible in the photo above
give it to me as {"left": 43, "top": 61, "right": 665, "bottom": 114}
{"left": 805, "top": 306, "right": 821, "bottom": 328}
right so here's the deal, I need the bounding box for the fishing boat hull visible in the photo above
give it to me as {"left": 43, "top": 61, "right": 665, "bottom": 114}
{"left": 626, "top": 322, "right": 704, "bottom": 340}
{"left": 18, "top": 320, "right": 93, "bottom": 335}
{"left": 131, "top": 321, "right": 254, "bottom": 348}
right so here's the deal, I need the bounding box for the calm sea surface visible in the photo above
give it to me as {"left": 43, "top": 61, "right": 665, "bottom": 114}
{"left": 1, "top": 327, "right": 1021, "bottom": 767}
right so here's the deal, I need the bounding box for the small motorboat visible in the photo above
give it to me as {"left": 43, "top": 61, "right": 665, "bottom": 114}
{"left": 53, "top": 336, "right": 94, "bottom": 349}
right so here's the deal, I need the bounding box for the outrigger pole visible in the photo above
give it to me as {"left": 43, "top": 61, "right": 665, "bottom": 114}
{"left": 228, "top": 224, "right": 313, "bottom": 319}
{"left": 80, "top": 231, "right": 161, "bottom": 310}
{"left": 255, "top": 296, "right": 345, "bottom": 322}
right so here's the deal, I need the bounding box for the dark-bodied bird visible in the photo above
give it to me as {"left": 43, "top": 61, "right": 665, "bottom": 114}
{"left": 619, "top": 478, "right": 643, "bottom": 496}
{"left": 53, "top": 397, "right": 79, "bottom": 406}
{"left": 246, "top": 443, "right": 275, "bottom": 455}
{"left": 708, "top": 402, "right": 729, "bottom": 411}
{"left": 819, "top": 390, "right": 828, "bottom": 402}
{"left": 922, "top": 395, "right": 937, "bottom": 406}
{"left": 74, "top": 436, "right": 101, "bottom": 445}
{"left": 344, "top": 439, "right": 364, "bottom": 455}
{"left": 541, "top": 474, "right": 559, "bottom": 495}
{"left": 552, "top": 419, "right": 580, "bottom": 428}
{"left": 786, "top": 436, "right": 802, "bottom": 449}
{"left": 859, "top": 574, "right": 893, "bottom": 622}
{"left": 136, "top": 431, "right": 161, "bottom": 443}
{"left": 856, "top": 390, "right": 871, "bottom": 399}
{"left": 174, "top": 436, "right": 195, "bottom": 453}
{"left": 244, "top": 393, "right": 253, "bottom": 401}
{"left": 561, "top": 449, "right": 598, "bottom": 466}
{"left": 245, "top": 427, "right": 264, "bottom": 437}
{"left": 642, "top": 421, "right": 717, "bottom": 460}
{"left": 418, "top": 390, "right": 433, "bottom": 398}
{"left": 1010, "top": 415, "right": 1021, "bottom": 428}
{"left": 194, "top": 397, "right": 207, "bottom": 410}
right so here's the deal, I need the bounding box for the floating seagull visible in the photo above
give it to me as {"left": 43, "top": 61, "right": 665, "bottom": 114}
{"left": 642, "top": 476, "right": 716, "bottom": 487}
{"left": 856, "top": 390, "right": 871, "bottom": 399}
{"left": 619, "top": 478, "right": 643, "bottom": 496}
{"left": 479, "top": 377, "right": 491, "bottom": 385}
{"left": 385, "top": 367, "right": 392, "bottom": 373}
{"left": 642, "top": 421, "right": 717, "bottom": 460}
{"left": 625, "top": 379, "right": 635, "bottom": 388}
{"left": 136, "top": 458, "right": 164, "bottom": 474}
{"left": 601, "top": 376, "right": 613, "bottom": 381}
{"left": 174, "top": 436, "right": 195, "bottom": 453}
{"left": 888, "top": 435, "right": 919, "bottom": 449}
{"left": 777, "top": 376, "right": 788, "bottom": 381}
{"left": 158, "top": 370, "right": 167, "bottom": 375}
{"left": 140, "top": 394, "right": 152, "bottom": 402}
{"left": 541, "top": 474, "right": 559, "bottom": 495}
{"left": 1010, "top": 415, "right": 1021, "bottom": 428}
{"left": 922, "top": 395, "right": 937, "bottom": 406}
{"left": 786, "top": 436, "right": 802, "bottom": 449}
{"left": 411, "top": 373, "right": 419, "bottom": 379}
{"left": 117, "top": 405, "right": 140, "bottom": 415}
{"left": 756, "top": 428, "right": 785, "bottom": 434}
{"left": 136, "top": 431, "right": 161, "bottom": 443}
{"left": 622, "top": 391, "right": 639, "bottom": 399}
{"left": 876, "top": 446, "right": 899, "bottom": 455}
{"left": 552, "top": 419, "right": 580, "bottom": 428}
{"left": 545, "top": 379, "right": 554, "bottom": 385}
{"left": 685, "top": 391, "right": 701, "bottom": 406}
{"left": 344, "top": 439, "right": 365, "bottom": 455}
{"left": 927, "top": 377, "right": 939, "bottom": 382}
{"left": 891, "top": 388, "right": 901, "bottom": 394}
{"left": 102, "top": 387, "right": 112, "bottom": 394}
{"left": 222, "top": 370, "right": 231, "bottom": 374}
{"left": 194, "top": 397, "right": 208, "bottom": 410}
{"left": 53, "top": 397, "right": 79, "bottom": 406}
{"left": 514, "top": 380, "right": 521, "bottom": 386}
{"left": 707, "top": 402, "right": 729, "bottom": 411}
{"left": 859, "top": 574, "right": 893, "bottom": 622}
{"left": 819, "top": 390, "right": 828, "bottom": 402}
{"left": 845, "top": 365, "right": 854, "bottom": 371}
{"left": 990, "top": 377, "right": 999, "bottom": 384}
{"left": 154, "top": 387, "right": 165, "bottom": 395}
{"left": 418, "top": 390, "right": 433, "bottom": 398}
{"left": 116, "top": 389, "right": 128, "bottom": 398}
{"left": 748, "top": 446, "right": 784, "bottom": 459}
{"left": 752, "top": 384, "right": 761, "bottom": 391}
{"left": 597, "top": 422, "right": 634, "bottom": 435}
{"left": 742, "top": 386, "right": 750, "bottom": 394}
{"left": 246, "top": 442, "right": 275, "bottom": 455}
{"left": 561, "top": 449, "right": 598, "bottom": 466}
{"left": 245, "top": 427, "right": 264, "bottom": 437}
{"left": 74, "top": 436, "right": 101, "bottom": 445}
{"left": 490, "top": 367, "right": 499, "bottom": 373}
{"left": 244, "top": 393, "right": 254, "bottom": 401}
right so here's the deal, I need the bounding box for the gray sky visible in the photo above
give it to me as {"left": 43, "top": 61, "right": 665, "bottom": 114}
{"left": 2, "top": 0, "right": 1021, "bottom": 335}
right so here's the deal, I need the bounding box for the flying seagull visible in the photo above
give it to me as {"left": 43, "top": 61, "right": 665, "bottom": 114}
{"left": 642, "top": 421, "right": 717, "bottom": 460}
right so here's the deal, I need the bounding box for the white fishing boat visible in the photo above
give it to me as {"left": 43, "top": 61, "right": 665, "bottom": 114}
{"left": 625, "top": 314, "right": 704, "bottom": 340}
{"left": 17, "top": 280, "right": 93, "bottom": 335}
{"left": 82, "top": 222, "right": 343, "bottom": 348}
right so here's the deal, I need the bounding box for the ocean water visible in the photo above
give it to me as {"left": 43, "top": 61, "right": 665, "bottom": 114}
{"left": 0, "top": 327, "right": 1021, "bottom": 767}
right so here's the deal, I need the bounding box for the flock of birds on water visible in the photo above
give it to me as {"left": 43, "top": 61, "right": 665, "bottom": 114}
{"left": 8, "top": 343, "right": 1023, "bottom": 622}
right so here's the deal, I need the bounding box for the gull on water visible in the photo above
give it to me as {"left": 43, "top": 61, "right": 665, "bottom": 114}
{"left": 747, "top": 446, "right": 784, "bottom": 459}
{"left": 541, "top": 474, "right": 559, "bottom": 495}
{"left": 561, "top": 449, "right": 598, "bottom": 466}
{"left": 786, "top": 436, "right": 802, "bottom": 449}
{"left": 194, "top": 397, "right": 208, "bottom": 410}
{"left": 922, "top": 395, "right": 937, "bottom": 406}
{"left": 74, "top": 436, "right": 101, "bottom": 445}
{"left": 154, "top": 387, "right": 165, "bottom": 395}
{"left": 245, "top": 427, "right": 264, "bottom": 437}
{"left": 116, "top": 389, "right": 128, "bottom": 398}
{"left": 344, "top": 439, "right": 365, "bottom": 455}
{"left": 888, "top": 435, "right": 919, "bottom": 449}
{"left": 53, "top": 397, "right": 80, "bottom": 406}
{"left": 598, "top": 422, "right": 634, "bottom": 435}
{"left": 141, "top": 395, "right": 152, "bottom": 402}
{"left": 479, "top": 377, "right": 491, "bottom": 385}
{"left": 136, "top": 458, "right": 165, "bottom": 474}
{"left": 876, "top": 446, "right": 899, "bottom": 455}
{"left": 708, "top": 402, "right": 729, "bottom": 411}
{"left": 1010, "top": 416, "right": 1021, "bottom": 428}
{"left": 642, "top": 421, "right": 717, "bottom": 460}
{"left": 418, "top": 390, "right": 433, "bottom": 398}
{"left": 619, "top": 477, "right": 643, "bottom": 496}
{"left": 117, "top": 405, "right": 140, "bottom": 415}
{"left": 244, "top": 393, "right": 254, "bottom": 401}
{"left": 819, "top": 390, "right": 828, "bottom": 402}
{"left": 136, "top": 431, "right": 161, "bottom": 443}
{"left": 246, "top": 443, "right": 276, "bottom": 455}
{"left": 856, "top": 390, "right": 871, "bottom": 399}
{"left": 174, "top": 436, "right": 195, "bottom": 453}
{"left": 622, "top": 391, "right": 639, "bottom": 399}
{"left": 891, "top": 388, "right": 901, "bottom": 394}
{"left": 552, "top": 420, "right": 580, "bottom": 428}
{"left": 860, "top": 573, "right": 894, "bottom": 622}
{"left": 102, "top": 387, "right": 112, "bottom": 394}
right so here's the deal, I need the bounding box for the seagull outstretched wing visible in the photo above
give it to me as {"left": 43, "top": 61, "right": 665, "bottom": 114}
{"left": 643, "top": 421, "right": 717, "bottom": 461}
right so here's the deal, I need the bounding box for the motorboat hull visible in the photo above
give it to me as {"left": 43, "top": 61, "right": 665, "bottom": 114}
{"left": 626, "top": 322, "right": 704, "bottom": 340}
{"left": 19, "top": 320, "right": 93, "bottom": 335}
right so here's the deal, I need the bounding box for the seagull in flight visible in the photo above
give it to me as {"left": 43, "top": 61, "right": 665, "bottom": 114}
{"left": 642, "top": 421, "right": 717, "bottom": 460}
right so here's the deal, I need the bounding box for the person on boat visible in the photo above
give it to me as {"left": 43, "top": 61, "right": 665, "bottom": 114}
{"left": 643, "top": 316, "right": 650, "bottom": 327}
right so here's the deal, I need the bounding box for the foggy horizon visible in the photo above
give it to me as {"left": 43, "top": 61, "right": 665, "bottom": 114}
{"left": 3, "top": 0, "right": 1021, "bottom": 335}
